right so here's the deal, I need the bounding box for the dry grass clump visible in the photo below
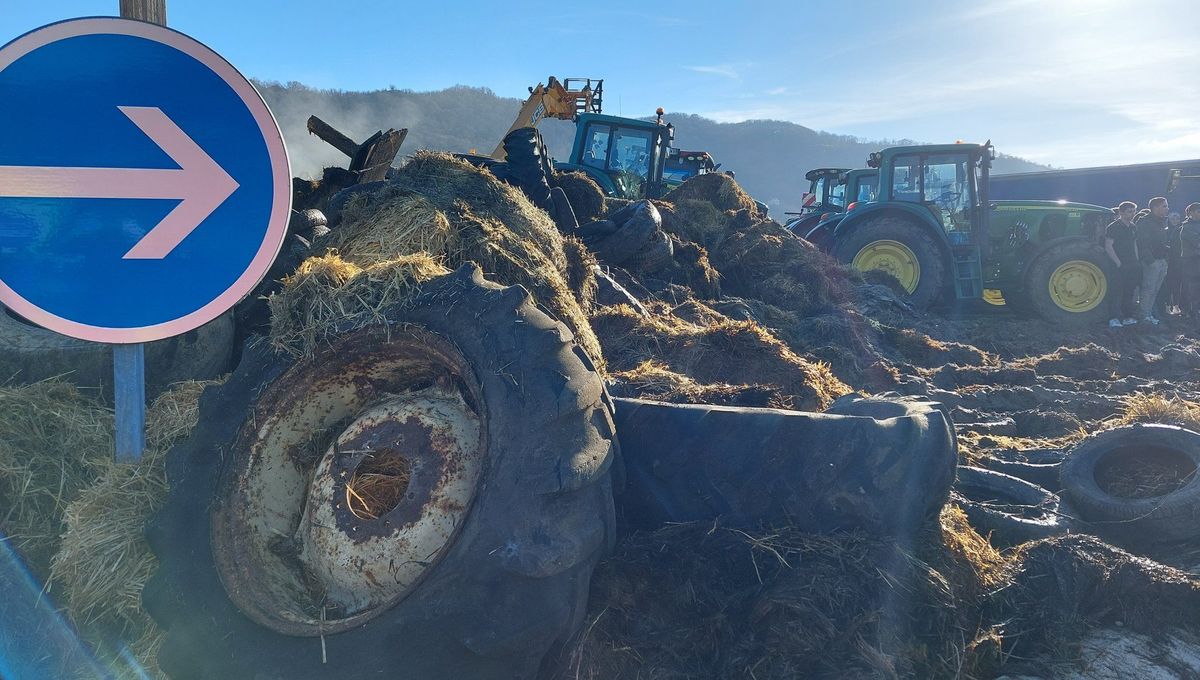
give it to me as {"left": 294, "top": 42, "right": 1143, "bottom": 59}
{"left": 591, "top": 303, "right": 850, "bottom": 411}
{"left": 1114, "top": 392, "right": 1200, "bottom": 430}
{"left": 657, "top": 198, "right": 728, "bottom": 250}
{"left": 1011, "top": 343, "right": 1120, "bottom": 380}
{"left": 0, "top": 381, "right": 112, "bottom": 576}
{"left": 880, "top": 326, "right": 998, "bottom": 369}
{"left": 658, "top": 238, "right": 721, "bottom": 300}
{"left": 545, "top": 511, "right": 1011, "bottom": 680}
{"left": 607, "top": 360, "right": 793, "bottom": 409}
{"left": 662, "top": 172, "right": 760, "bottom": 215}
{"left": 309, "top": 152, "right": 601, "bottom": 365}
{"left": 712, "top": 221, "right": 856, "bottom": 318}
{"left": 50, "top": 379, "right": 220, "bottom": 675}
{"left": 561, "top": 236, "right": 599, "bottom": 314}
{"left": 268, "top": 252, "right": 450, "bottom": 357}
{"left": 554, "top": 171, "right": 605, "bottom": 223}
{"left": 346, "top": 451, "right": 413, "bottom": 521}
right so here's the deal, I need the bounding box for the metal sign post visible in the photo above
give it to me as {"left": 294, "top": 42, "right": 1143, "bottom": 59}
{"left": 111, "top": 1, "right": 165, "bottom": 463}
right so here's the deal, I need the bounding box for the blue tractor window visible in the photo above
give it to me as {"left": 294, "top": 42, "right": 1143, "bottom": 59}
{"left": 582, "top": 125, "right": 610, "bottom": 170}
{"left": 609, "top": 127, "right": 652, "bottom": 179}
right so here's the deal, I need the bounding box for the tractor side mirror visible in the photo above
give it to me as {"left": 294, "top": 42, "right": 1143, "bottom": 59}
{"left": 1168, "top": 169, "right": 1182, "bottom": 194}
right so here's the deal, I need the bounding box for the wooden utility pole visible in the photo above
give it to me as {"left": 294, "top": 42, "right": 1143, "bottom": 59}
{"left": 119, "top": 0, "right": 166, "bottom": 24}
{"left": 113, "top": 0, "right": 166, "bottom": 462}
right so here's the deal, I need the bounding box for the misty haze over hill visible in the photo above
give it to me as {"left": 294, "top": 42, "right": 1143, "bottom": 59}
{"left": 256, "top": 81, "right": 1050, "bottom": 215}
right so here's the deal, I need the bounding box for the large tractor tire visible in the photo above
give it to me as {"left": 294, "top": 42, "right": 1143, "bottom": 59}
{"left": 612, "top": 395, "right": 957, "bottom": 537}
{"left": 1061, "top": 424, "right": 1200, "bottom": 544}
{"left": 833, "top": 216, "right": 946, "bottom": 310}
{"left": 0, "top": 306, "right": 233, "bottom": 400}
{"left": 143, "top": 264, "right": 618, "bottom": 679}
{"left": 1022, "top": 238, "right": 1115, "bottom": 327}
{"left": 502, "top": 127, "right": 553, "bottom": 209}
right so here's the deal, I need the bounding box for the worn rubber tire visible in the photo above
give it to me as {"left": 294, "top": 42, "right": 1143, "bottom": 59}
{"left": 0, "top": 306, "right": 233, "bottom": 400}
{"left": 1022, "top": 238, "right": 1116, "bottom": 328}
{"left": 143, "top": 264, "right": 617, "bottom": 680}
{"left": 612, "top": 396, "right": 956, "bottom": 537}
{"left": 503, "top": 127, "right": 553, "bottom": 208}
{"left": 577, "top": 219, "right": 619, "bottom": 246}
{"left": 954, "top": 466, "right": 1072, "bottom": 546}
{"left": 625, "top": 229, "right": 674, "bottom": 273}
{"left": 1061, "top": 424, "right": 1200, "bottom": 543}
{"left": 549, "top": 186, "right": 579, "bottom": 233}
{"left": 832, "top": 216, "right": 947, "bottom": 311}
{"left": 593, "top": 202, "right": 660, "bottom": 267}
{"left": 292, "top": 208, "right": 328, "bottom": 233}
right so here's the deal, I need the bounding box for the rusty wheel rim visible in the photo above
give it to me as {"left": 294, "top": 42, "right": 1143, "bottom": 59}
{"left": 210, "top": 326, "right": 485, "bottom": 636}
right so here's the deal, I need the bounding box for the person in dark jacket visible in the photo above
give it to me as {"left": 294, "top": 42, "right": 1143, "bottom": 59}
{"left": 1159, "top": 211, "right": 1185, "bottom": 316}
{"left": 1106, "top": 201, "right": 1141, "bottom": 327}
{"left": 1136, "top": 197, "right": 1171, "bottom": 325}
{"left": 1179, "top": 203, "right": 1200, "bottom": 316}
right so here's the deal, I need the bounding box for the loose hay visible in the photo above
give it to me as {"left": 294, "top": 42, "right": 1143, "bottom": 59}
{"left": 286, "top": 152, "right": 602, "bottom": 365}
{"left": 545, "top": 506, "right": 1014, "bottom": 680}
{"left": 268, "top": 252, "right": 449, "bottom": 357}
{"left": 0, "top": 381, "right": 112, "bottom": 577}
{"left": 662, "top": 172, "right": 760, "bottom": 216}
{"left": 591, "top": 302, "right": 850, "bottom": 411}
{"left": 50, "top": 379, "right": 221, "bottom": 677}
{"left": 607, "top": 360, "right": 791, "bottom": 408}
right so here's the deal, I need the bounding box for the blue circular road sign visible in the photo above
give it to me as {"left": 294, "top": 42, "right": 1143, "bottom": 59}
{"left": 0, "top": 18, "right": 291, "bottom": 343}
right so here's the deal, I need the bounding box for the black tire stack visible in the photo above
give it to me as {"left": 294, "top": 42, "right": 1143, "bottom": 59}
{"left": 496, "top": 128, "right": 579, "bottom": 233}
{"left": 579, "top": 201, "right": 674, "bottom": 275}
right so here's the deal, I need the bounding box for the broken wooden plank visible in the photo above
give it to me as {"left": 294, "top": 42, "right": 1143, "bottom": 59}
{"left": 306, "top": 115, "right": 359, "bottom": 159}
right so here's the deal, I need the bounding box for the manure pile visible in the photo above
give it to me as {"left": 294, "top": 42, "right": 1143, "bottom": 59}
{"left": 4, "top": 160, "right": 1200, "bottom": 679}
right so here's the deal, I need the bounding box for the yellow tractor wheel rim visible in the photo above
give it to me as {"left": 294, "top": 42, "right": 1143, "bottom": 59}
{"left": 852, "top": 240, "right": 920, "bottom": 293}
{"left": 983, "top": 289, "right": 1006, "bottom": 306}
{"left": 1048, "top": 260, "right": 1106, "bottom": 312}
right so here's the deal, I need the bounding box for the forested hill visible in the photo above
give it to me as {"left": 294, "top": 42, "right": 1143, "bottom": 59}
{"left": 256, "top": 81, "right": 1050, "bottom": 215}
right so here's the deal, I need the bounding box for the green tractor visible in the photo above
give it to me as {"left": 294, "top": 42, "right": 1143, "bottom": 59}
{"left": 792, "top": 168, "right": 879, "bottom": 247}
{"left": 826, "top": 142, "right": 1115, "bottom": 325}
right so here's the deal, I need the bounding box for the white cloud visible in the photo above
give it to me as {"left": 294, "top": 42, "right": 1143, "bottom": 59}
{"left": 685, "top": 64, "right": 740, "bottom": 79}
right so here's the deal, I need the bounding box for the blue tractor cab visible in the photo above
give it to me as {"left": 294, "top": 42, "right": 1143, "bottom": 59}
{"left": 558, "top": 110, "right": 675, "bottom": 200}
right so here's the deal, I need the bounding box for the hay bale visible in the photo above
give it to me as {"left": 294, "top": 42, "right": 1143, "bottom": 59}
{"left": 590, "top": 303, "right": 849, "bottom": 411}
{"left": 662, "top": 172, "right": 759, "bottom": 215}
{"left": 554, "top": 171, "right": 605, "bottom": 223}
{"left": 50, "top": 379, "right": 220, "bottom": 676}
{"left": 268, "top": 253, "right": 450, "bottom": 358}
{"left": 0, "top": 381, "right": 112, "bottom": 576}
{"left": 295, "top": 152, "right": 602, "bottom": 366}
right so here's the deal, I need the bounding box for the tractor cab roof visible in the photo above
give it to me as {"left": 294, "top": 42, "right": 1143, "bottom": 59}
{"left": 869, "top": 142, "right": 995, "bottom": 168}
{"left": 805, "top": 167, "right": 850, "bottom": 182}
{"left": 577, "top": 112, "right": 664, "bottom": 130}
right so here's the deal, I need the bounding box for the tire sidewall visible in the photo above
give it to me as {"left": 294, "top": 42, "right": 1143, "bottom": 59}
{"left": 834, "top": 216, "right": 947, "bottom": 310}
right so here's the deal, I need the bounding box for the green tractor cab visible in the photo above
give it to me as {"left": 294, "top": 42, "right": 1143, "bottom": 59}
{"left": 558, "top": 111, "right": 675, "bottom": 200}
{"left": 826, "top": 142, "right": 1114, "bottom": 325}
{"left": 788, "top": 168, "right": 878, "bottom": 244}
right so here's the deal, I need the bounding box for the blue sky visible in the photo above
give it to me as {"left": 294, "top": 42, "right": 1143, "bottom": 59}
{"left": 5, "top": 0, "right": 1198, "bottom": 167}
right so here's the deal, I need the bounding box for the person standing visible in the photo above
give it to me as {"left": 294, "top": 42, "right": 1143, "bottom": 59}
{"left": 1158, "top": 211, "right": 1185, "bottom": 316}
{"left": 1106, "top": 201, "right": 1141, "bottom": 327}
{"left": 1136, "top": 197, "right": 1171, "bottom": 326}
{"left": 1179, "top": 203, "right": 1200, "bottom": 317}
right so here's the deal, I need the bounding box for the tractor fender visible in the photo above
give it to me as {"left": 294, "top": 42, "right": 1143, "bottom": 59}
{"left": 802, "top": 214, "right": 846, "bottom": 252}
{"left": 831, "top": 203, "right": 952, "bottom": 256}
{"left": 555, "top": 162, "right": 618, "bottom": 197}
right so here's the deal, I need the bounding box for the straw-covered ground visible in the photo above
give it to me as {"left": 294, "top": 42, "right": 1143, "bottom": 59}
{"left": 3, "top": 161, "right": 1200, "bottom": 678}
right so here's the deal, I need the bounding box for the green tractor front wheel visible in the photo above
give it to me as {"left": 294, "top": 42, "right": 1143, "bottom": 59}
{"left": 834, "top": 216, "right": 947, "bottom": 310}
{"left": 1022, "top": 239, "right": 1115, "bottom": 327}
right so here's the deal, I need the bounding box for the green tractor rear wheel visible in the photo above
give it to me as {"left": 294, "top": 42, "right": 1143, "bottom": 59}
{"left": 1022, "top": 239, "right": 1114, "bottom": 326}
{"left": 834, "top": 216, "right": 946, "bottom": 310}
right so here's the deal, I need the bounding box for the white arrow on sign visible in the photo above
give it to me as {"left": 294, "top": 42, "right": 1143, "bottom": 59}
{"left": 0, "top": 106, "right": 239, "bottom": 259}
